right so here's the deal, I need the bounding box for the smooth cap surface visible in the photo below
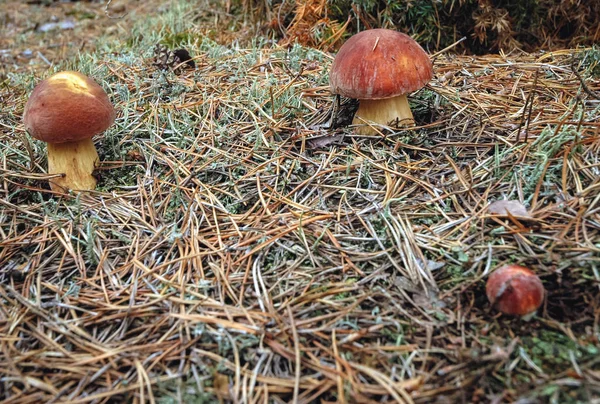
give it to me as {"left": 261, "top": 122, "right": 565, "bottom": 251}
{"left": 486, "top": 265, "right": 545, "bottom": 316}
{"left": 23, "top": 71, "right": 115, "bottom": 143}
{"left": 329, "top": 29, "right": 433, "bottom": 100}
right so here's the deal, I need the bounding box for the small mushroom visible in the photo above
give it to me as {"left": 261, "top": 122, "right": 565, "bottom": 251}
{"left": 486, "top": 265, "right": 545, "bottom": 317}
{"left": 329, "top": 29, "right": 433, "bottom": 135}
{"left": 23, "top": 71, "right": 115, "bottom": 192}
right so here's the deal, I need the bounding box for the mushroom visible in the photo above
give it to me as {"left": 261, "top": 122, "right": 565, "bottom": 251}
{"left": 486, "top": 265, "right": 545, "bottom": 317}
{"left": 329, "top": 29, "right": 433, "bottom": 135}
{"left": 23, "top": 71, "right": 115, "bottom": 192}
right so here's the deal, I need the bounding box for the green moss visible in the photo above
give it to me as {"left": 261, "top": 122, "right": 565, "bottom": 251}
{"left": 519, "top": 330, "right": 597, "bottom": 372}
{"left": 155, "top": 377, "right": 218, "bottom": 404}
{"left": 160, "top": 31, "right": 198, "bottom": 48}
{"left": 579, "top": 46, "right": 600, "bottom": 78}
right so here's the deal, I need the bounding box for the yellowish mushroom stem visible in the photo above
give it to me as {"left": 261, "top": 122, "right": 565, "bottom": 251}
{"left": 352, "top": 94, "right": 414, "bottom": 135}
{"left": 47, "top": 138, "right": 99, "bottom": 192}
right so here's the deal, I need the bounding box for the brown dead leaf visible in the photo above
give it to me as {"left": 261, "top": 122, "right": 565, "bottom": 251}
{"left": 306, "top": 133, "right": 345, "bottom": 148}
{"left": 213, "top": 372, "right": 230, "bottom": 400}
{"left": 487, "top": 200, "right": 532, "bottom": 218}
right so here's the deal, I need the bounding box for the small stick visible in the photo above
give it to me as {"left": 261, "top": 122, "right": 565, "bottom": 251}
{"left": 431, "top": 36, "right": 467, "bottom": 59}
{"left": 19, "top": 131, "right": 35, "bottom": 172}
{"left": 523, "top": 69, "right": 539, "bottom": 143}
{"left": 517, "top": 68, "right": 539, "bottom": 143}
{"left": 571, "top": 55, "right": 600, "bottom": 100}
{"left": 105, "top": 0, "right": 128, "bottom": 19}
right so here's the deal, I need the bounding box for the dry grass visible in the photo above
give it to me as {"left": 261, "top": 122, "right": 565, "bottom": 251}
{"left": 1, "top": 1, "right": 600, "bottom": 403}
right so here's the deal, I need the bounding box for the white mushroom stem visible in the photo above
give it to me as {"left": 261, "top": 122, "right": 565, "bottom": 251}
{"left": 47, "top": 138, "right": 99, "bottom": 192}
{"left": 352, "top": 94, "right": 414, "bottom": 135}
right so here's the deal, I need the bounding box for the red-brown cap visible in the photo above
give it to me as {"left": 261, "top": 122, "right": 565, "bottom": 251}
{"left": 486, "top": 265, "right": 545, "bottom": 316}
{"left": 329, "top": 29, "right": 433, "bottom": 100}
{"left": 23, "top": 71, "right": 115, "bottom": 144}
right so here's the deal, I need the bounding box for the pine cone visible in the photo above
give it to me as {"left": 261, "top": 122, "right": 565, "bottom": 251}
{"left": 152, "top": 44, "right": 195, "bottom": 73}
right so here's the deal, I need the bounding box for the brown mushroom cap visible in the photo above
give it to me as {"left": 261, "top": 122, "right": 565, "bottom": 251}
{"left": 486, "top": 265, "right": 545, "bottom": 316}
{"left": 329, "top": 29, "right": 433, "bottom": 100}
{"left": 23, "top": 71, "right": 115, "bottom": 144}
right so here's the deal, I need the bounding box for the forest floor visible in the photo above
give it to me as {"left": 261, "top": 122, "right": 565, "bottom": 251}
{"left": 1, "top": 1, "right": 600, "bottom": 403}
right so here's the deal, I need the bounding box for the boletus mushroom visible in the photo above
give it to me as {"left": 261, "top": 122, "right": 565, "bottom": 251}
{"left": 486, "top": 265, "right": 545, "bottom": 318}
{"left": 23, "top": 71, "right": 115, "bottom": 192}
{"left": 329, "top": 29, "right": 433, "bottom": 135}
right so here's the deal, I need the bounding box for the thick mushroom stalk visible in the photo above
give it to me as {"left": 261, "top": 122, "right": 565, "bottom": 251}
{"left": 47, "top": 138, "right": 99, "bottom": 191}
{"left": 23, "top": 71, "right": 115, "bottom": 192}
{"left": 352, "top": 94, "right": 414, "bottom": 135}
{"left": 329, "top": 29, "right": 432, "bottom": 136}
